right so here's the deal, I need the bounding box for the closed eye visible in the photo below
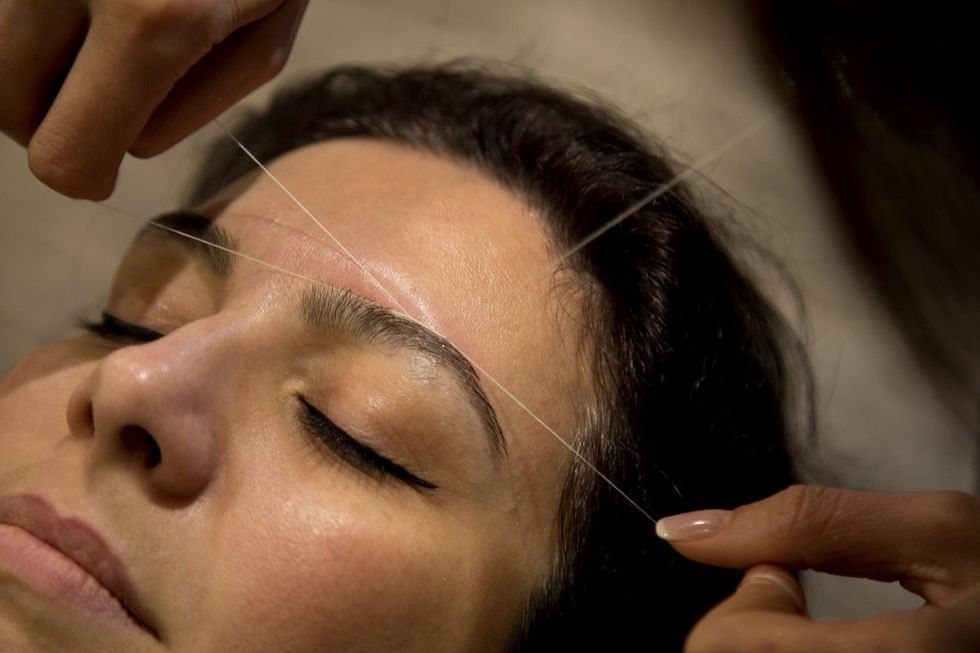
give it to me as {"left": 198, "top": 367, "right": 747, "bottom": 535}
{"left": 297, "top": 396, "right": 438, "bottom": 491}
{"left": 81, "top": 313, "right": 437, "bottom": 490}
{"left": 80, "top": 312, "right": 164, "bottom": 345}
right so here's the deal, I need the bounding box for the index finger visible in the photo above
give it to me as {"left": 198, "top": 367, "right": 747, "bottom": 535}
{"left": 658, "top": 486, "right": 980, "bottom": 603}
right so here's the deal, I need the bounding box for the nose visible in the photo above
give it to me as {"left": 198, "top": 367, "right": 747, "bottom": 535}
{"left": 66, "top": 320, "right": 238, "bottom": 501}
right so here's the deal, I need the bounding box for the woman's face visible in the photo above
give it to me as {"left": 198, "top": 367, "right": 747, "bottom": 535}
{"left": 0, "top": 140, "right": 591, "bottom": 652}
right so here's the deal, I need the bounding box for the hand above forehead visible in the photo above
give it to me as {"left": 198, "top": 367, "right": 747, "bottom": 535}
{"left": 657, "top": 485, "right": 980, "bottom": 653}
{"left": 0, "top": 0, "right": 308, "bottom": 200}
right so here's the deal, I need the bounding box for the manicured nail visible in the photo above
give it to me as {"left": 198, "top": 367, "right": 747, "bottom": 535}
{"left": 655, "top": 509, "right": 732, "bottom": 541}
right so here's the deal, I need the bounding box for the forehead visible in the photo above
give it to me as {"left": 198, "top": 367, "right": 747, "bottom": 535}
{"left": 201, "top": 137, "right": 590, "bottom": 458}
{"left": 206, "top": 140, "right": 554, "bottom": 359}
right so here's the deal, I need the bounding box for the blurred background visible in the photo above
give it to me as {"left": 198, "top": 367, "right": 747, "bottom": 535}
{"left": 1, "top": 0, "right": 976, "bottom": 623}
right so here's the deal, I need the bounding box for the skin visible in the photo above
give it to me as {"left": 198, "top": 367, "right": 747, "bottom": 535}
{"left": 659, "top": 485, "right": 980, "bottom": 652}
{"left": 0, "top": 0, "right": 308, "bottom": 199}
{"left": 0, "top": 139, "right": 591, "bottom": 652}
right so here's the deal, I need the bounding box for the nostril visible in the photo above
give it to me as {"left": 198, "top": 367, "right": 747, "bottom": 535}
{"left": 119, "top": 425, "right": 162, "bottom": 468}
{"left": 76, "top": 403, "right": 95, "bottom": 434}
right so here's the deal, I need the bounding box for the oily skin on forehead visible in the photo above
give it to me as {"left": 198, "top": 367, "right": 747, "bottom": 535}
{"left": 0, "top": 139, "right": 595, "bottom": 652}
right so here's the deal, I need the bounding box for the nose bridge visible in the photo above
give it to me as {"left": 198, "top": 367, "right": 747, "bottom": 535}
{"left": 79, "top": 314, "right": 251, "bottom": 501}
{"left": 98, "top": 315, "right": 241, "bottom": 416}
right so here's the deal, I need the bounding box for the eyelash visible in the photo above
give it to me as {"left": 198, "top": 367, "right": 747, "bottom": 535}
{"left": 297, "top": 397, "right": 438, "bottom": 490}
{"left": 80, "top": 312, "right": 164, "bottom": 345}
{"left": 80, "top": 312, "right": 437, "bottom": 491}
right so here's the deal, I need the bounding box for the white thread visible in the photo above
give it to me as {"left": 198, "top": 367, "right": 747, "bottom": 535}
{"left": 437, "top": 106, "right": 784, "bottom": 346}
{"left": 552, "top": 108, "right": 781, "bottom": 268}
{"left": 97, "top": 110, "right": 780, "bottom": 527}
{"left": 214, "top": 119, "right": 412, "bottom": 317}
{"left": 214, "top": 124, "right": 671, "bottom": 524}
{"left": 98, "top": 204, "right": 316, "bottom": 285}
{"left": 99, "top": 200, "right": 660, "bottom": 523}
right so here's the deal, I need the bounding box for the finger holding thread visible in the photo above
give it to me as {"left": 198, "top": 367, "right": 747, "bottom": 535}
{"left": 658, "top": 485, "right": 980, "bottom": 597}
{"left": 17, "top": 0, "right": 299, "bottom": 199}
{"left": 661, "top": 486, "right": 980, "bottom": 652}
{"left": 27, "top": 7, "right": 207, "bottom": 199}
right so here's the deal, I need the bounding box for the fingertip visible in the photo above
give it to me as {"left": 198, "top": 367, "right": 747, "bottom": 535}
{"left": 128, "top": 130, "right": 178, "bottom": 159}
{"left": 655, "top": 509, "right": 733, "bottom": 542}
{"left": 27, "top": 134, "right": 116, "bottom": 199}
{"left": 739, "top": 564, "right": 807, "bottom": 613}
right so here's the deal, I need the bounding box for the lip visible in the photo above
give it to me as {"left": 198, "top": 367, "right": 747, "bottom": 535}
{"left": 0, "top": 494, "right": 158, "bottom": 639}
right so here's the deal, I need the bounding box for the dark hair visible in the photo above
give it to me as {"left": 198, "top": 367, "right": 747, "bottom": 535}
{"left": 189, "top": 62, "right": 803, "bottom": 651}
{"left": 750, "top": 1, "right": 980, "bottom": 435}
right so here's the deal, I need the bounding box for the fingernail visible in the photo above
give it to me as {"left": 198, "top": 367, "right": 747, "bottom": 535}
{"left": 655, "top": 509, "right": 732, "bottom": 541}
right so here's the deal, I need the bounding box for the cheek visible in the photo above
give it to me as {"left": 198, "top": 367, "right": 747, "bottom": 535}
{"left": 201, "top": 498, "right": 465, "bottom": 653}
{"left": 0, "top": 344, "right": 92, "bottom": 467}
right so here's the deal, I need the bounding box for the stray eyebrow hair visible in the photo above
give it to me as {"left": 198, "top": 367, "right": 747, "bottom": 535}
{"left": 301, "top": 285, "right": 507, "bottom": 456}
{"left": 136, "top": 210, "right": 239, "bottom": 280}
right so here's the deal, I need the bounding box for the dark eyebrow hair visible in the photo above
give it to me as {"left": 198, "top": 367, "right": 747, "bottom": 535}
{"left": 301, "top": 285, "right": 507, "bottom": 456}
{"left": 132, "top": 211, "right": 505, "bottom": 454}
{"left": 136, "top": 210, "right": 239, "bottom": 280}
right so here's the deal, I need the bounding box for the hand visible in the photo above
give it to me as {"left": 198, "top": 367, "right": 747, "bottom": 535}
{"left": 656, "top": 485, "right": 980, "bottom": 652}
{"left": 0, "top": 0, "right": 308, "bottom": 199}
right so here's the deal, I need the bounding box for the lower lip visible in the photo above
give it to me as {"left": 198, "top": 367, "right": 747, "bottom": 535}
{"left": 0, "top": 523, "right": 138, "bottom": 629}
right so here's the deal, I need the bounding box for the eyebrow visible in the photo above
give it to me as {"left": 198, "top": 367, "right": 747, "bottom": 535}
{"left": 137, "top": 210, "right": 239, "bottom": 280}
{"left": 300, "top": 285, "right": 507, "bottom": 456}
{"left": 136, "top": 210, "right": 507, "bottom": 456}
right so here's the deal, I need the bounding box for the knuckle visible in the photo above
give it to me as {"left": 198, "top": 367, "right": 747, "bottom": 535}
{"left": 775, "top": 485, "right": 844, "bottom": 542}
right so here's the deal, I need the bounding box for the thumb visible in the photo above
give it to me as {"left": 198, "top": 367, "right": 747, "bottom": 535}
{"left": 655, "top": 485, "right": 980, "bottom": 604}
